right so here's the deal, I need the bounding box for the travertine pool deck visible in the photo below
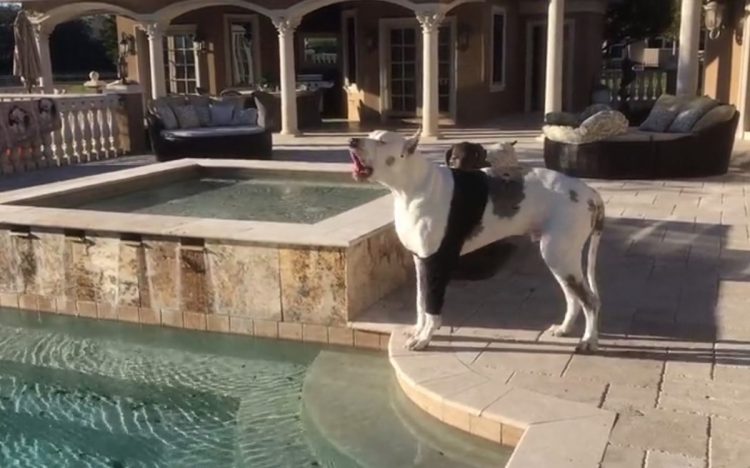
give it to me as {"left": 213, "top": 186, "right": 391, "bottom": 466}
{"left": 2, "top": 125, "right": 750, "bottom": 467}
{"left": 355, "top": 137, "right": 750, "bottom": 468}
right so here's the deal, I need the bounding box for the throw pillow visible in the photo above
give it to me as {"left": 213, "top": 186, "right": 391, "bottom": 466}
{"left": 154, "top": 104, "right": 179, "bottom": 130}
{"left": 231, "top": 108, "right": 258, "bottom": 126}
{"left": 692, "top": 104, "right": 737, "bottom": 132}
{"left": 187, "top": 95, "right": 212, "bottom": 127}
{"left": 545, "top": 111, "right": 579, "bottom": 127}
{"left": 578, "top": 110, "right": 629, "bottom": 143}
{"left": 209, "top": 102, "right": 236, "bottom": 126}
{"left": 172, "top": 105, "right": 201, "bottom": 129}
{"left": 667, "top": 96, "right": 719, "bottom": 133}
{"left": 639, "top": 94, "right": 685, "bottom": 132}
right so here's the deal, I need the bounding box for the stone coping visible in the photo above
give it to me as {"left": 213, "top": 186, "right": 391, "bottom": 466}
{"left": 0, "top": 158, "right": 393, "bottom": 249}
{"left": 389, "top": 331, "right": 616, "bottom": 468}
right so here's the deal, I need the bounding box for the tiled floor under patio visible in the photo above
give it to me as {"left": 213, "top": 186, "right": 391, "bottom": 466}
{"left": 2, "top": 120, "right": 750, "bottom": 467}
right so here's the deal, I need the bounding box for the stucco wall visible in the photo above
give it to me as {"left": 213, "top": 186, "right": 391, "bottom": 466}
{"left": 110, "top": 0, "right": 605, "bottom": 122}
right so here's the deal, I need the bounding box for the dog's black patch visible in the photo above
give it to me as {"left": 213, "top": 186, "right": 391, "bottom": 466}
{"left": 488, "top": 171, "right": 525, "bottom": 218}
{"left": 569, "top": 190, "right": 579, "bottom": 203}
{"left": 415, "top": 169, "right": 489, "bottom": 315}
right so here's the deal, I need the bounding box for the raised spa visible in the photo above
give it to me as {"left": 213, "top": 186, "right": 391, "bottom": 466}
{"left": 0, "top": 159, "right": 412, "bottom": 331}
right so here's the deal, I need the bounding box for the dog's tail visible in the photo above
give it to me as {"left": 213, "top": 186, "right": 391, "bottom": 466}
{"left": 585, "top": 194, "right": 605, "bottom": 305}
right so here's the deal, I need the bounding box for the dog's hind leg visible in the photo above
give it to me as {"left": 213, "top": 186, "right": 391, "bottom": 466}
{"left": 539, "top": 234, "right": 599, "bottom": 352}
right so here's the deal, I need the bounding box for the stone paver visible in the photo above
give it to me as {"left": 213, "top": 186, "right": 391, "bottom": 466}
{"left": 11, "top": 126, "right": 750, "bottom": 467}
{"left": 376, "top": 138, "right": 750, "bottom": 467}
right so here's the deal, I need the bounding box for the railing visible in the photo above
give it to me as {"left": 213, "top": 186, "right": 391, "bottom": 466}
{"left": 600, "top": 69, "right": 675, "bottom": 104}
{"left": 0, "top": 93, "right": 123, "bottom": 174}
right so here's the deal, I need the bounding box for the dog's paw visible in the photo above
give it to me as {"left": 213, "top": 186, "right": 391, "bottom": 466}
{"left": 575, "top": 339, "right": 598, "bottom": 354}
{"left": 405, "top": 336, "right": 431, "bottom": 351}
{"left": 547, "top": 324, "right": 573, "bottom": 337}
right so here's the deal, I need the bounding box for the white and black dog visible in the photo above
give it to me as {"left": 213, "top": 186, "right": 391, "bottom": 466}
{"left": 349, "top": 130, "right": 605, "bottom": 352}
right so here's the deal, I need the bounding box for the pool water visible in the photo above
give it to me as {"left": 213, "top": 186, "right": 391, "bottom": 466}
{"left": 0, "top": 311, "right": 510, "bottom": 468}
{"left": 76, "top": 178, "right": 387, "bottom": 224}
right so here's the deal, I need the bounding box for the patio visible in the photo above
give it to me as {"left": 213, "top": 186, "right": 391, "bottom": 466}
{"left": 2, "top": 122, "right": 749, "bottom": 466}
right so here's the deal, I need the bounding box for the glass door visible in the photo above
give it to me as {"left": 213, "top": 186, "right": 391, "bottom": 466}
{"left": 388, "top": 27, "right": 419, "bottom": 116}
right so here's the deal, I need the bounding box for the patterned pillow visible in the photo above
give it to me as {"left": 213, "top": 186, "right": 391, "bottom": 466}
{"left": 543, "top": 110, "right": 628, "bottom": 144}
{"left": 577, "top": 110, "right": 629, "bottom": 143}
{"left": 667, "top": 96, "right": 719, "bottom": 133}
{"left": 209, "top": 102, "right": 236, "bottom": 126}
{"left": 692, "top": 104, "right": 737, "bottom": 132}
{"left": 154, "top": 104, "right": 179, "bottom": 130}
{"left": 579, "top": 104, "right": 612, "bottom": 122}
{"left": 231, "top": 108, "right": 258, "bottom": 126}
{"left": 172, "top": 105, "right": 201, "bottom": 129}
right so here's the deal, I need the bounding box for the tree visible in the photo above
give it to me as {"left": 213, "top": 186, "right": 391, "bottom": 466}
{"left": 0, "top": 4, "right": 20, "bottom": 77}
{"left": 604, "top": 0, "right": 680, "bottom": 47}
{"left": 0, "top": 6, "right": 116, "bottom": 81}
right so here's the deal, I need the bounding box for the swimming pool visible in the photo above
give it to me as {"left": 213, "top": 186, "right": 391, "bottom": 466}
{"left": 0, "top": 310, "right": 510, "bottom": 467}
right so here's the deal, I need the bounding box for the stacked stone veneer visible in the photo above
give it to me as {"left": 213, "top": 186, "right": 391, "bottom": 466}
{"left": 0, "top": 225, "right": 412, "bottom": 349}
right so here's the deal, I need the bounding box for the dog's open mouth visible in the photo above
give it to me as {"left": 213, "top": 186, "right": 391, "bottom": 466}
{"left": 349, "top": 150, "right": 373, "bottom": 181}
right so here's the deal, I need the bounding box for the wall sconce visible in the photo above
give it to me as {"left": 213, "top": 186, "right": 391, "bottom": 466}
{"left": 365, "top": 29, "right": 378, "bottom": 52}
{"left": 457, "top": 24, "right": 471, "bottom": 51}
{"left": 705, "top": 0, "right": 728, "bottom": 40}
{"left": 118, "top": 33, "right": 136, "bottom": 56}
{"left": 194, "top": 31, "right": 208, "bottom": 54}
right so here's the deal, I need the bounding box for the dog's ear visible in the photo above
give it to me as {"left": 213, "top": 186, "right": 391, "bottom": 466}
{"left": 444, "top": 147, "right": 453, "bottom": 166}
{"left": 510, "top": 140, "right": 518, "bottom": 147}
{"left": 404, "top": 128, "right": 421, "bottom": 156}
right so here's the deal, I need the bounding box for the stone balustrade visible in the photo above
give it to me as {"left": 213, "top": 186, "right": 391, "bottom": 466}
{"left": 0, "top": 92, "right": 141, "bottom": 174}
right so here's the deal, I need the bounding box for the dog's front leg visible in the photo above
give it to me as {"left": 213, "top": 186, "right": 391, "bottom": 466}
{"left": 406, "top": 254, "right": 451, "bottom": 351}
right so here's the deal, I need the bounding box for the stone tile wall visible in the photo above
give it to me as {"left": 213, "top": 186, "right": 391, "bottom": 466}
{"left": 0, "top": 225, "right": 410, "bottom": 349}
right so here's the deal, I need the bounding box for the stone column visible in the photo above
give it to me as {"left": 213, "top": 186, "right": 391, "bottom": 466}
{"left": 737, "top": 5, "right": 750, "bottom": 138}
{"left": 34, "top": 24, "right": 54, "bottom": 93}
{"left": 676, "top": 0, "right": 702, "bottom": 96}
{"left": 144, "top": 22, "right": 167, "bottom": 99}
{"left": 417, "top": 10, "right": 444, "bottom": 138}
{"left": 544, "top": 0, "right": 565, "bottom": 114}
{"left": 273, "top": 17, "right": 301, "bottom": 136}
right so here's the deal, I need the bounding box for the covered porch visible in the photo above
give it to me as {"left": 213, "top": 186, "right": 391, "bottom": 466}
{"left": 23, "top": 0, "right": 611, "bottom": 139}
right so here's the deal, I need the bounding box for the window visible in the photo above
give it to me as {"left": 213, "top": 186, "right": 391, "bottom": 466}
{"left": 163, "top": 32, "right": 197, "bottom": 94}
{"left": 230, "top": 23, "right": 255, "bottom": 85}
{"left": 490, "top": 8, "right": 506, "bottom": 91}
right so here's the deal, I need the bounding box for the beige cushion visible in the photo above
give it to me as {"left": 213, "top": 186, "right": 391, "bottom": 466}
{"left": 668, "top": 95, "right": 719, "bottom": 133}
{"left": 172, "top": 105, "right": 201, "bottom": 129}
{"left": 692, "top": 104, "right": 736, "bottom": 132}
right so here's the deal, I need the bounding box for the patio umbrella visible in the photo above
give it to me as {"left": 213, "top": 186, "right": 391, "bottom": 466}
{"left": 13, "top": 10, "right": 42, "bottom": 93}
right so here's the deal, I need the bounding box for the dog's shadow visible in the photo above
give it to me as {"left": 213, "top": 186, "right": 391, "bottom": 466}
{"left": 368, "top": 216, "right": 750, "bottom": 369}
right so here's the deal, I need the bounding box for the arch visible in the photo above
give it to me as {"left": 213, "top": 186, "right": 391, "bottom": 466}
{"left": 37, "top": 2, "right": 144, "bottom": 29}
{"left": 286, "top": 0, "right": 419, "bottom": 19}
{"left": 440, "top": 0, "right": 486, "bottom": 14}
{"left": 155, "top": 0, "right": 275, "bottom": 22}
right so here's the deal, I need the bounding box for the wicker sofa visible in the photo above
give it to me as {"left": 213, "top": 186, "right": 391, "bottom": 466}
{"left": 544, "top": 96, "right": 739, "bottom": 179}
{"left": 147, "top": 95, "right": 272, "bottom": 162}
